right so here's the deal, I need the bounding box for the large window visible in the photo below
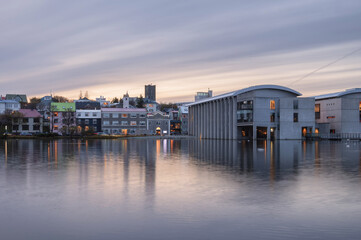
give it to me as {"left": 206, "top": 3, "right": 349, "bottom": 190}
{"left": 121, "top": 121, "right": 128, "bottom": 126}
{"left": 293, "top": 100, "right": 298, "bottom": 109}
{"left": 122, "top": 114, "right": 128, "bottom": 118}
{"left": 237, "top": 100, "right": 253, "bottom": 123}
{"left": 130, "top": 121, "right": 137, "bottom": 126}
{"left": 270, "top": 100, "right": 275, "bottom": 110}
{"left": 112, "top": 121, "right": 119, "bottom": 126}
{"left": 315, "top": 104, "right": 320, "bottom": 119}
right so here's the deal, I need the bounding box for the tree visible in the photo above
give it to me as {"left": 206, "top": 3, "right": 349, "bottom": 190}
{"left": 111, "top": 97, "right": 119, "bottom": 103}
{"left": 30, "top": 97, "right": 41, "bottom": 104}
{"left": 136, "top": 95, "right": 145, "bottom": 108}
{"left": 159, "top": 103, "right": 177, "bottom": 111}
{"left": 52, "top": 95, "right": 69, "bottom": 103}
{"left": 0, "top": 110, "right": 13, "bottom": 134}
{"left": 61, "top": 108, "right": 75, "bottom": 136}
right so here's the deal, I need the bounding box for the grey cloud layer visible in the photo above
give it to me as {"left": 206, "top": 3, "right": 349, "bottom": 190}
{"left": 1, "top": 0, "right": 361, "bottom": 100}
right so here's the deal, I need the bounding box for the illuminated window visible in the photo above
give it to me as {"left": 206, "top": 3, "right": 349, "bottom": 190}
{"left": 122, "top": 114, "right": 128, "bottom": 118}
{"left": 54, "top": 112, "right": 58, "bottom": 117}
{"left": 315, "top": 128, "right": 319, "bottom": 134}
{"left": 315, "top": 104, "right": 320, "bottom": 119}
{"left": 270, "top": 100, "right": 275, "bottom": 110}
{"left": 130, "top": 121, "right": 137, "bottom": 126}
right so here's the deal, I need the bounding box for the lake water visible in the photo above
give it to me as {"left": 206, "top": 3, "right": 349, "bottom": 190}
{"left": 0, "top": 138, "right": 360, "bottom": 240}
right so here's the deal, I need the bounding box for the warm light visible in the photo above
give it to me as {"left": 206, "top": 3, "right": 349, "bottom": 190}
{"left": 315, "top": 128, "right": 319, "bottom": 134}
{"left": 270, "top": 100, "right": 275, "bottom": 110}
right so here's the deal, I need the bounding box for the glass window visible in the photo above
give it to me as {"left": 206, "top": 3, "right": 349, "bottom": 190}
{"left": 85, "top": 112, "right": 89, "bottom": 117}
{"left": 293, "top": 113, "right": 298, "bottom": 122}
{"left": 270, "top": 100, "right": 275, "bottom": 110}
{"left": 122, "top": 114, "right": 128, "bottom": 118}
{"left": 113, "top": 121, "right": 119, "bottom": 126}
{"left": 113, "top": 113, "right": 118, "bottom": 118}
{"left": 139, "top": 114, "right": 146, "bottom": 118}
{"left": 93, "top": 119, "right": 97, "bottom": 124}
{"left": 121, "top": 121, "right": 128, "bottom": 126}
{"left": 85, "top": 119, "right": 89, "bottom": 124}
{"left": 92, "top": 112, "right": 97, "bottom": 117}
{"left": 139, "top": 121, "right": 146, "bottom": 126}
{"left": 103, "top": 113, "right": 110, "bottom": 118}
{"left": 293, "top": 99, "right": 298, "bottom": 109}
{"left": 130, "top": 113, "right": 137, "bottom": 118}
{"left": 315, "top": 104, "right": 320, "bottom": 119}
{"left": 103, "top": 121, "right": 110, "bottom": 126}
{"left": 130, "top": 121, "right": 137, "bottom": 126}
{"left": 22, "top": 125, "right": 29, "bottom": 130}
{"left": 270, "top": 113, "right": 275, "bottom": 122}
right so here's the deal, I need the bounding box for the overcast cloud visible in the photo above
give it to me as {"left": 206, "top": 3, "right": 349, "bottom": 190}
{"left": 1, "top": 0, "right": 361, "bottom": 101}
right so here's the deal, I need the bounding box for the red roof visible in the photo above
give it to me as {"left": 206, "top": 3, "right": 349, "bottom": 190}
{"left": 19, "top": 109, "right": 42, "bottom": 118}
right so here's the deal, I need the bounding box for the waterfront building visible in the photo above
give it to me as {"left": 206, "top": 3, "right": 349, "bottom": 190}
{"left": 0, "top": 100, "right": 21, "bottom": 114}
{"left": 314, "top": 88, "right": 361, "bottom": 136}
{"left": 76, "top": 109, "right": 101, "bottom": 133}
{"left": 12, "top": 109, "right": 43, "bottom": 134}
{"left": 145, "top": 84, "right": 156, "bottom": 101}
{"left": 179, "top": 105, "right": 189, "bottom": 135}
{"left": 36, "top": 96, "right": 53, "bottom": 133}
{"left": 195, "top": 89, "right": 213, "bottom": 102}
{"left": 50, "top": 102, "right": 76, "bottom": 135}
{"left": 188, "top": 85, "right": 315, "bottom": 140}
{"left": 147, "top": 111, "right": 170, "bottom": 135}
{"left": 101, "top": 108, "right": 147, "bottom": 135}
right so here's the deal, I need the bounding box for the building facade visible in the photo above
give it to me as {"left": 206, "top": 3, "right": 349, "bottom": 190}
{"left": 76, "top": 109, "right": 102, "bottom": 133}
{"left": 50, "top": 102, "right": 76, "bottom": 135}
{"left": 12, "top": 109, "right": 43, "bottom": 134}
{"left": 188, "top": 85, "right": 315, "bottom": 140}
{"left": 0, "top": 100, "right": 21, "bottom": 114}
{"left": 147, "top": 112, "right": 170, "bottom": 135}
{"left": 314, "top": 88, "right": 361, "bottom": 136}
{"left": 145, "top": 84, "right": 156, "bottom": 101}
{"left": 101, "top": 108, "right": 147, "bottom": 135}
{"left": 195, "top": 89, "right": 213, "bottom": 102}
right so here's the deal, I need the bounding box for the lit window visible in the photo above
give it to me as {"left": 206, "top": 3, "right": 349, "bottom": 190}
{"left": 130, "top": 121, "right": 137, "bottom": 126}
{"left": 270, "top": 100, "right": 275, "bottom": 110}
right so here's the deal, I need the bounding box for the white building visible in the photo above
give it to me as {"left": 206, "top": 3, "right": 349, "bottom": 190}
{"left": 188, "top": 85, "right": 315, "bottom": 140}
{"left": 95, "top": 96, "right": 111, "bottom": 107}
{"left": 0, "top": 100, "right": 21, "bottom": 114}
{"left": 314, "top": 88, "right": 361, "bottom": 136}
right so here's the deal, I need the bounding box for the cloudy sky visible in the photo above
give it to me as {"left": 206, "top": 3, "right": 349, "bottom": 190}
{"left": 1, "top": 0, "right": 361, "bottom": 102}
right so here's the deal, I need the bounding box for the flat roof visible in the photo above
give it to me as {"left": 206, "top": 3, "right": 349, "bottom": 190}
{"left": 101, "top": 108, "right": 146, "bottom": 112}
{"left": 187, "top": 85, "right": 301, "bottom": 106}
{"left": 314, "top": 88, "right": 361, "bottom": 100}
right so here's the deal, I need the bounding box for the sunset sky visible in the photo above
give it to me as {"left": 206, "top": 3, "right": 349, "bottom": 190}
{"left": 1, "top": 0, "right": 361, "bottom": 102}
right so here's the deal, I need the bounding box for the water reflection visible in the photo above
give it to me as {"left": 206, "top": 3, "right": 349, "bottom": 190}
{"left": 0, "top": 139, "right": 361, "bottom": 240}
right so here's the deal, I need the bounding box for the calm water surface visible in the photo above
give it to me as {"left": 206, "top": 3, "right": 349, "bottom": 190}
{"left": 0, "top": 138, "right": 360, "bottom": 240}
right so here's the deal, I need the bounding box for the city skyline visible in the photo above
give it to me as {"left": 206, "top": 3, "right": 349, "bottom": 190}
{"left": 1, "top": 1, "right": 361, "bottom": 102}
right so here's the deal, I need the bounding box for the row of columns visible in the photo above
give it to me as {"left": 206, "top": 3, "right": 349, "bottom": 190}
{"left": 189, "top": 97, "right": 238, "bottom": 139}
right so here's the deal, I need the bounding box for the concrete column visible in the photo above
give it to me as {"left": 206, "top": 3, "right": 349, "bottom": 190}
{"left": 217, "top": 100, "right": 221, "bottom": 139}
{"left": 225, "top": 98, "right": 229, "bottom": 139}
{"left": 233, "top": 97, "right": 238, "bottom": 140}
{"left": 212, "top": 101, "right": 216, "bottom": 139}
{"left": 220, "top": 99, "right": 224, "bottom": 139}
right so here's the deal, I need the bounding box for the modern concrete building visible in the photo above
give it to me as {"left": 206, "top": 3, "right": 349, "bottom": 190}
{"left": 76, "top": 109, "right": 102, "bottom": 133}
{"left": 188, "top": 85, "right": 315, "bottom": 140}
{"left": 101, "top": 108, "right": 147, "bottom": 135}
{"left": 147, "top": 112, "right": 170, "bottom": 135}
{"left": 145, "top": 84, "right": 156, "bottom": 101}
{"left": 12, "top": 109, "right": 43, "bottom": 134}
{"left": 314, "top": 88, "right": 361, "bottom": 137}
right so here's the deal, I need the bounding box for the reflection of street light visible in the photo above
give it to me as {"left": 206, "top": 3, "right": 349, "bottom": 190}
{"left": 5, "top": 125, "right": 7, "bottom": 133}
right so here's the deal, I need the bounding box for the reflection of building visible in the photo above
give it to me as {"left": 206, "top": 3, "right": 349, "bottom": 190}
{"left": 145, "top": 84, "right": 156, "bottom": 101}
{"left": 76, "top": 109, "right": 101, "bottom": 133}
{"left": 195, "top": 89, "right": 212, "bottom": 102}
{"left": 101, "top": 108, "right": 147, "bottom": 135}
{"left": 147, "top": 112, "right": 170, "bottom": 135}
{"left": 50, "top": 102, "right": 76, "bottom": 134}
{"left": 188, "top": 85, "right": 315, "bottom": 140}
{"left": 12, "top": 109, "right": 43, "bottom": 133}
{"left": 314, "top": 88, "right": 361, "bottom": 136}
